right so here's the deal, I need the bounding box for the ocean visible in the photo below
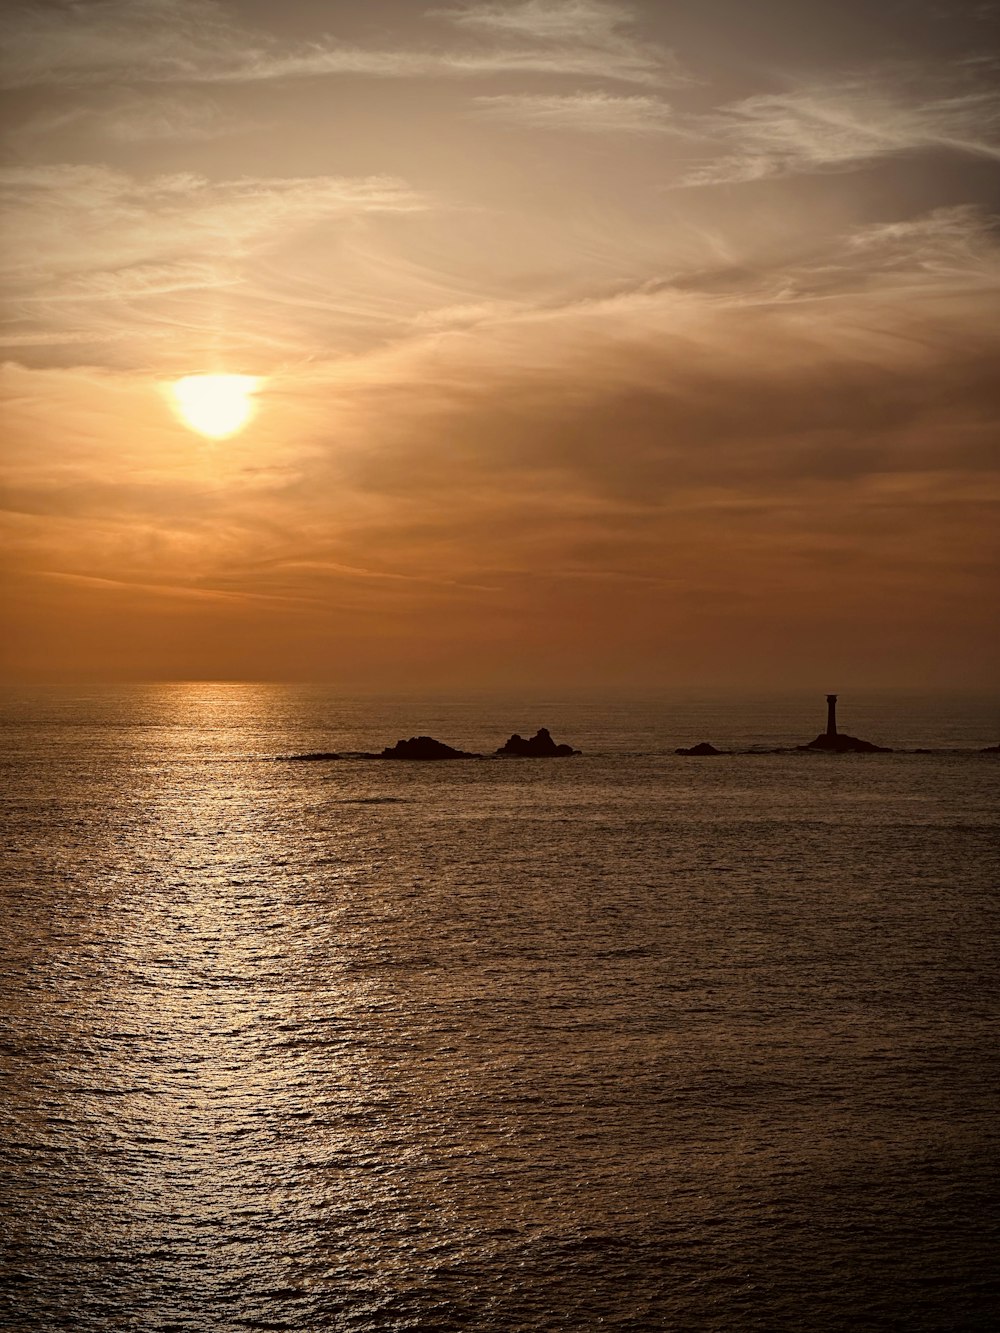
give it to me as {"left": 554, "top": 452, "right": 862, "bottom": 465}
{"left": 1, "top": 686, "right": 998, "bottom": 1331}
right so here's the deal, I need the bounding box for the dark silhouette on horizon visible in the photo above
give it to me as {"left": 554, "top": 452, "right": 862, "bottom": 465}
{"left": 496, "top": 728, "right": 580, "bottom": 757}
{"left": 799, "top": 694, "right": 891, "bottom": 753}
{"left": 272, "top": 698, "right": 978, "bottom": 763}
{"left": 375, "top": 736, "right": 482, "bottom": 760}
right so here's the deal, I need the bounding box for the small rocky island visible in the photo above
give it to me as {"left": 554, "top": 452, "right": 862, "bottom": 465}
{"left": 798, "top": 695, "right": 890, "bottom": 753}
{"left": 675, "top": 742, "right": 723, "bottom": 756}
{"left": 374, "top": 735, "right": 481, "bottom": 761}
{"left": 496, "top": 728, "right": 580, "bottom": 757}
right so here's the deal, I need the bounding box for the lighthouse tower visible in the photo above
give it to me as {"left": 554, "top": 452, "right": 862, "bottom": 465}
{"left": 826, "top": 694, "right": 838, "bottom": 738}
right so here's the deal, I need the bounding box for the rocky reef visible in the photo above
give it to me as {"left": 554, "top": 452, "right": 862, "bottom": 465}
{"left": 276, "top": 696, "right": 911, "bottom": 763}
{"left": 798, "top": 732, "right": 891, "bottom": 754}
{"left": 496, "top": 728, "right": 580, "bottom": 757}
{"left": 375, "top": 736, "right": 481, "bottom": 761}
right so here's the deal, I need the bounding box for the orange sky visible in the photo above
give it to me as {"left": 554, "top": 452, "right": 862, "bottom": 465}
{"left": 2, "top": 1, "right": 998, "bottom": 688}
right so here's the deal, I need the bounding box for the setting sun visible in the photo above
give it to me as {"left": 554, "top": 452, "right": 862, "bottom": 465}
{"left": 170, "top": 374, "right": 260, "bottom": 438}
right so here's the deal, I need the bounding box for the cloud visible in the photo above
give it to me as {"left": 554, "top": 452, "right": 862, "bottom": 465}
{"left": 843, "top": 205, "right": 1000, "bottom": 287}
{"left": 682, "top": 75, "right": 1000, "bottom": 184}
{"left": 471, "top": 90, "right": 678, "bottom": 133}
{"left": 0, "top": 0, "right": 239, "bottom": 88}
{"left": 92, "top": 93, "right": 241, "bottom": 141}
{"left": 5, "top": 93, "right": 246, "bottom": 147}
{"left": 299, "top": 203, "right": 1000, "bottom": 510}
{"left": 34, "top": 568, "right": 306, "bottom": 608}
{"left": 0, "top": 164, "right": 425, "bottom": 306}
{"left": 225, "top": 43, "right": 670, "bottom": 85}
{"left": 0, "top": 0, "right": 682, "bottom": 89}
{"left": 2, "top": 9, "right": 997, "bottom": 686}
{"left": 436, "top": 0, "right": 638, "bottom": 42}
{"left": 433, "top": 1, "right": 686, "bottom": 81}
{"left": 4, "top": 201, "right": 997, "bottom": 686}
{"left": 0, "top": 330, "right": 126, "bottom": 348}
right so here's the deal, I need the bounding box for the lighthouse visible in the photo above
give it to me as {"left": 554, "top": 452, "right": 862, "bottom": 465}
{"left": 800, "top": 694, "right": 887, "bottom": 751}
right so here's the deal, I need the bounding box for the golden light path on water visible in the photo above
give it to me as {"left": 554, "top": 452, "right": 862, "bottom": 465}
{"left": 32, "top": 684, "right": 401, "bottom": 1320}
{"left": 170, "top": 375, "right": 261, "bottom": 439}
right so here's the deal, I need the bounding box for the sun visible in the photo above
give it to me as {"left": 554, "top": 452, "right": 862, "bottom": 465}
{"left": 170, "top": 374, "right": 260, "bottom": 438}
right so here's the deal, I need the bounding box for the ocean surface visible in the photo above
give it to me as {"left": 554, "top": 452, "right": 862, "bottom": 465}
{"left": 1, "top": 686, "right": 998, "bottom": 1332}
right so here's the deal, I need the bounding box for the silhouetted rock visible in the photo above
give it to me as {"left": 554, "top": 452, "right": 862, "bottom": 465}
{"left": 798, "top": 732, "right": 891, "bottom": 753}
{"left": 379, "top": 735, "right": 481, "bottom": 760}
{"left": 281, "top": 752, "right": 342, "bottom": 761}
{"left": 496, "top": 728, "right": 580, "bottom": 757}
{"left": 981, "top": 743, "right": 1000, "bottom": 753}
{"left": 675, "top": 741, "right": 723, "bottom": 756}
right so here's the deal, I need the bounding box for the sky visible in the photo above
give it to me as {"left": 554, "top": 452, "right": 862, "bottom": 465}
{"left": 1, "top": 0, "right": 998, "bottom": 690}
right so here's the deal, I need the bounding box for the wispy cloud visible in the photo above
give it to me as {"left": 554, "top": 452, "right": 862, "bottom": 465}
{"left": 0, "top": 0, "right": 682, "bottom": 89}
{"left": 35, "top": 569, "right": 308, "bottom": 608}
{"left": 433, "top": 0, "right": 685, "bottom": 82}
{"left": 6, "top": 91, "right": 248, "bottom": 149}
{"left": 0, "top": 165, "right": 425, "bottom": 303}
{"left": 222, "top": 43, "right": 671, "bottom": 85}
{"left": 472, "top": 90, "right": 678, "bottom": 133}
{"left": 0, "top": 0, "right": 238, "bottom": 89}
{"left": 437, "top": 0, "right": 638, "bottom": 42}
{"left": 682, "top": 76, "right": 1000, "bottom": 184}
{"left": 307, "top": 201, "right": 1000, "bottom": 496}
{"left": 836, "top": 207, "right": 1000, "bottom": 312}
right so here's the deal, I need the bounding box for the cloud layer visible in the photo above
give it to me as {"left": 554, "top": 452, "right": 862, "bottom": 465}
{"left": 0, "top": 0, "right": 682, "bottom": 89}
{"left": 1, "top": 0, "right": 998, "bottom": 685}
{"left": 472, "top": 91, "right": 679, "bottom": 133}
{"left": 683, "top": 77, "right": 1000, "bottom": 184}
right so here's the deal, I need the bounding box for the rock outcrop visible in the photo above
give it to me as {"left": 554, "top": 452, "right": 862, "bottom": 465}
{"left": 675, "top": 742, "right": 723, "bottom": 756}
{"left": 496, "top": 728, "right": 580, "bottom": 757}
{"left": 377, "top": 735, "right": 481, "bottom": 760}
{"left": 798, "top": 732, "right": 891, "bottom": 753}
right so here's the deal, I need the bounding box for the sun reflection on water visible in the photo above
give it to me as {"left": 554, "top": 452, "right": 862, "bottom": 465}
{"left": 27, "top": 681, "right": 398, "bottom": 1319}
